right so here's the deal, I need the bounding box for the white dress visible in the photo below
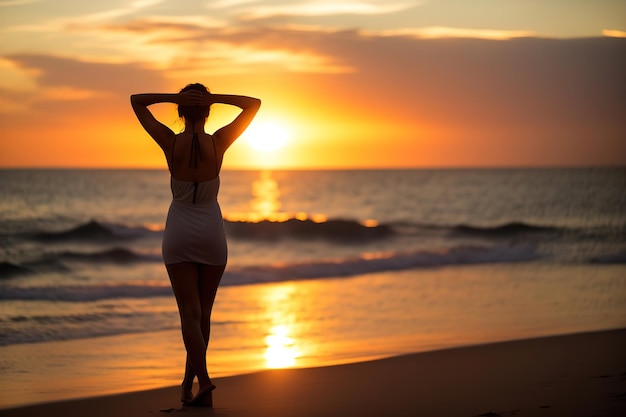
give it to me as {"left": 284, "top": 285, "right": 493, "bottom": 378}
{"left": 161, "top": 129, "right": 227, "bottom": 266}
{"left": 162, "top": 175, "right": 227, "bottom": 265}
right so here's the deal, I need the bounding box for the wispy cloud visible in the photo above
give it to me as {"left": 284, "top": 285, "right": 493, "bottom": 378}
{"left": 38, "top": 86, "right": 109, "bottom": 101}
{"left": 0, "top": 59, "right": 110, "bottom": 113}
{"left": 130, "top": 0, "right": 163, "bottom": 7}
{"left": 5, "top": 0, "right": 165, "bottom": 31}
{"left": 208, "top": 0, "right": 261, "bottom": 8}
{"left": 235, "top": 1, "right": 414, "bottom": 19}
{"left": 0, "top": 57, "right": 37, "bottom": 90}
{"left": 4, "top": 53, "right": 167, "bottom": 92}
{"left": 176, "top": 46, "right": 354, "bottom": 75}
{"left": 602, "top": 29, "right": 626, "bottom": 38}
{"left": 365, "top": 26, "right": 536, "bottom": 40}
{"left": 0, "top": 0, "right": 42, "bottom": 7}
{"left": 101, "top": 15, "right": 225, "bottom": 34}
{"left": 94, "top": 21, "right": 355, "bottom": 74}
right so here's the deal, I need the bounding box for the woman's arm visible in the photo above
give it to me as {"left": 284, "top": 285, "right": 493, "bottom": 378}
{"left": 210, "top": 94, "right": 261, "bottom": 150}
{"left": 130, "top": 91, "right": 205, "bottom": 147}
{"left": 130, "top": 93, "right": 178, "bottom": 147}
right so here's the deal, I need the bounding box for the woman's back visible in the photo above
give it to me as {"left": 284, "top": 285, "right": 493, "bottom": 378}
{"left": 169, "top": 132, "right": 221, "bottom": 182}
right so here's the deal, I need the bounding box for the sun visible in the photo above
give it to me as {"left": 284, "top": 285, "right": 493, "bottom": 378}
{"left": 244, "top": 121, "right": 290, "bottom": 152}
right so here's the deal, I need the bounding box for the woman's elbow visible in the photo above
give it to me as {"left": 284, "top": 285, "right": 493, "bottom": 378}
{"left": 251, "top": 97, "right": 261, "bottom": 108}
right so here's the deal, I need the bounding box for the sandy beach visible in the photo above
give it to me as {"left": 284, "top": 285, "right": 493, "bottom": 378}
{"left": 1, "top": 328, "right": 624, "bottom": 417}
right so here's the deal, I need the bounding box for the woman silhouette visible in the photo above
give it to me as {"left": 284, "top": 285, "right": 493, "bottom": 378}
{"left": 131, "top": 84, "right": 260, "bottom": 406}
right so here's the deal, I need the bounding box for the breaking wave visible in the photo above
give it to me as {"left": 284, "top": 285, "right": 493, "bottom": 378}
{"left": 0, "top": 262, "right": 33, "bottom": 279}
{"left": 18, "top": 219, "right": 573, "bottom": 244}
{"left": 55, "top": 248, "right": 161, "bottom": 263}
{"left": 451, "top": 222, "right": 557, "bottom": 236}
{"left": 31, "top": 220, "right": 154, "bottom": 242}
{"left": 1, "top": 243, "right": 538, "bottom": 301}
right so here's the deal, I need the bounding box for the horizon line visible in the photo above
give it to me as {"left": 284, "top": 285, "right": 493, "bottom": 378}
{"left": 1, "top": 165, "right": 624, "bottom": 171}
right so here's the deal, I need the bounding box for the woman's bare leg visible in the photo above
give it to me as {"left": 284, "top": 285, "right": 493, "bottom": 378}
{"left": 192, "top": 264, "right": 224, "bottom": 405}
{"left": 181, "top": 355, "right": 195, "bottom": 403}
{"left": 180, "top": 264, "right": 224, "bottom": 402}
{"left": 167, "top": 262, "right": 224, "bottom": 405}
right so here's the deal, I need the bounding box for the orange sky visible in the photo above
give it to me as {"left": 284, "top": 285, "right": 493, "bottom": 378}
{"left": 1, "top": 1, "right": 625, "bottom": 169}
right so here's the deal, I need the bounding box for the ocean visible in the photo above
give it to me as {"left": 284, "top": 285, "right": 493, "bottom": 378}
{"left": 1, "top": 168, "right": 625, "bottom": 407}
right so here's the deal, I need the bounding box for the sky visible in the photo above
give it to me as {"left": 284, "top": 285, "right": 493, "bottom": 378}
{"left": 0, "top": 0, "right": 625, "bottom": 169}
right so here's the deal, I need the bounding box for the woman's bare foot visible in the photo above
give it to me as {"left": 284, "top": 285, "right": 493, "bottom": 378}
{"left": 180, "top": 383, "right": 193, "bottom": 404}
{"left": 184, "top": 383, "right": 216, "bottom": 407}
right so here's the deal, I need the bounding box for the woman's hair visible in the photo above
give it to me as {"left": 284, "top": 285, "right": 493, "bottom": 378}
{"left": 177, "top": 83, "right": 211, "bottom": 122}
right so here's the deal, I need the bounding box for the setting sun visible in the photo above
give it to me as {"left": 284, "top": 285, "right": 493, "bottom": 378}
{"left": 244, "top": 121, "right": 290, "bottom": 152}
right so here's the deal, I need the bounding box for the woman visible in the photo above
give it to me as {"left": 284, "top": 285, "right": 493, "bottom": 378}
{"left": 130, "top": 84, "right": 260, "bottom": 406}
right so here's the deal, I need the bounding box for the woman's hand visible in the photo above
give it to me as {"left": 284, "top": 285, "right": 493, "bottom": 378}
{"left": 177, "top": 90, "right": 212, "bottom": 106}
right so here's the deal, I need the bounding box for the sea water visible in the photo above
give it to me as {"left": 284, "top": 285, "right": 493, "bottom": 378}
{"left": 0, "top": 168, "right": 625, "bottom": 407}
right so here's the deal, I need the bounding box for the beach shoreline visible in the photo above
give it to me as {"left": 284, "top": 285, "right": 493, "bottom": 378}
{"left": 2, "top": 263, "right": 624, "bottom": 412}
{"left": 2, "top": 328, "right": 625, "bottom": 417}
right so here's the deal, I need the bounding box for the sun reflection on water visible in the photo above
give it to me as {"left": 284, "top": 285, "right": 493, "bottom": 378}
{"left": 224, "top": 170, "right": 327, "bottom": 223}
{"left": 251, "top": 170, "right": 281, "bottom": 218}
{"left": 264, "top": 324, "right": 299, "bottom": 368}
{"left": 262, "top": 285, "right": 301, "bottom": 369}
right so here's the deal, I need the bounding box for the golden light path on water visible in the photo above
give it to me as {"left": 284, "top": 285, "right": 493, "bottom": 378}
{"left": 261, "top": 285, "right": 302, "bottom": 369}
{"left": 224, "top": 170, "right": 329, "bottom": 223}
{"left": 222, "top": 170, "right": 383, "bottom": 370}
{"left": 224, "top": 170, "right": 377, "bottom": 227}
{"left": 251, "top": 170, "right": 281, "bottom": 218}
{"left": 265, "top": 324, "right": 299, "bottom": 368}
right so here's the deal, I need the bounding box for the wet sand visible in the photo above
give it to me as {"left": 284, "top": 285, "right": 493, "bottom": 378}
{"left": 1, "top": 329, "right": 625, "bottom": 417}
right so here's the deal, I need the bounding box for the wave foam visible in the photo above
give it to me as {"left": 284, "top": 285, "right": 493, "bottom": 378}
{"left": 227, "top": 244, "right": 538, "bottom": 285}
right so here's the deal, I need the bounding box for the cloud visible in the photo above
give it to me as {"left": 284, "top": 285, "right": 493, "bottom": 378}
{"left": 5, "top": 54, "right": 165, "bottom": 91}
{"left": 367, "top": 26, "right": 536, "bottom": 40}
{"left": 603, "top": 29, "right": 626, "bottom": 38}
{"left": 96, "top": 20, "right": 355, "bottom": 75}
{"left": 38, "top": 86, "right": 109, "bottom": 101}
{"left": 337, "top": 34, "right": 625, "bottom": 124}
{"left": 0, "top": 0, "right": 42, "bottom": 6}
{"left": 235, "top": 0, "right": 414, "bottom": 19}
{"left": 0, "top": 54, "right": 169, "bottom": 114}
{"left": 4, "top": 0, "right": 165, "bottom": 32}
{"left": 0, "top": 57, "right": 37, "bottom": 89}
{"left": 103, "top": 15, "right": 225, "bottom": 32}
{"left": 208, "top": 0, "right": 261, "bottom": 8}
{"left": 131, "top": 0, "right": 163, "bottom": 7}
{"left": 3, "top": 28, "right": 625, "bottom": 154}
